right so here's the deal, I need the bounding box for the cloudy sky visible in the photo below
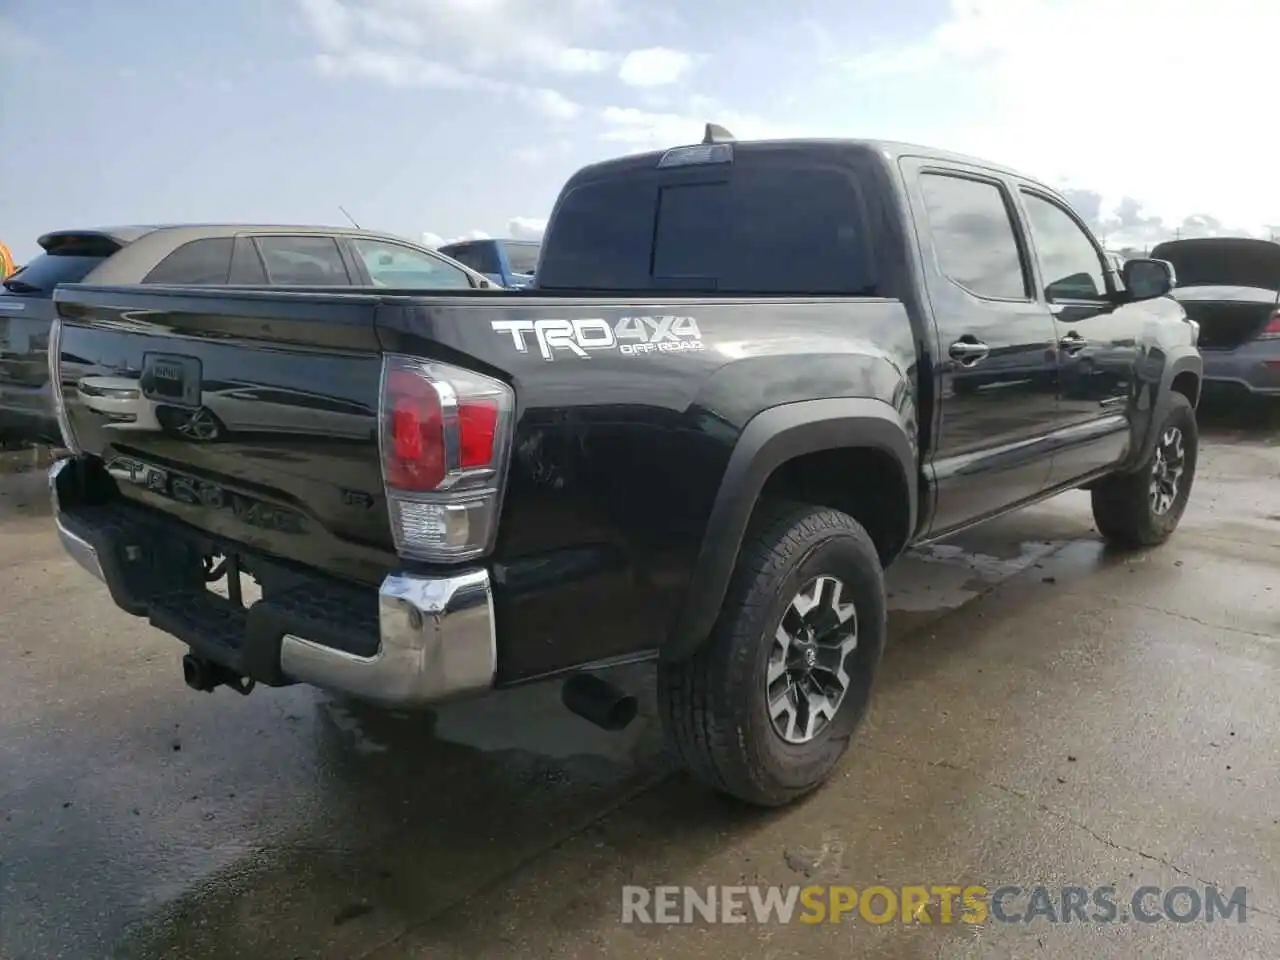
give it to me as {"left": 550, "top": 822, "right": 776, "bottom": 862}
{"left": 2, "top": 0, "right": 1276, "bottom": 260}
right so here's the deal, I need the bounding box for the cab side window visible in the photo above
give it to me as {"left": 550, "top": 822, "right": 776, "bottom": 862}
{"left": 919, "top": 173, "right": 1029, "bottom": 301}
{"left": 1020, "top": 192, "right": 1109, "bottom": 301}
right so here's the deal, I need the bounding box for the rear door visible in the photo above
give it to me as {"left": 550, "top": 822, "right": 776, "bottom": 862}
{"left": 899, "top": 158, "right": 1061, "bottom": 535}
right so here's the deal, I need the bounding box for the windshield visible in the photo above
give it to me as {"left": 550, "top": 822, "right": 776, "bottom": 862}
{"left": 535, "top": 148, "right": 878, "bottom": 294}
{"left": 503, "top": 242, "right": 540, "bottom": 275}
{"left": 2, "top": 252, "right": 109, "bottom": 295}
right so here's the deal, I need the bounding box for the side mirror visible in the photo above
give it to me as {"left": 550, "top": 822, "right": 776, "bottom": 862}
{"left": 1122, "top": 258, "right": 1177, "bottom": 300}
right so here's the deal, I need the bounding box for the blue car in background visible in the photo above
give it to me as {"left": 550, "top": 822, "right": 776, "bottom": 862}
{"left": 438, "top": 238, "right": 540, "bottom": 288}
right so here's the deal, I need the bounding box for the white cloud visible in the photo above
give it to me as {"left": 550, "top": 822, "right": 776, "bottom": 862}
{"left": 314, "top": 49, "right": 496, "bottom": 90}
{"left": 517, "top": 87, "right": 580, "bottom": 121}
{"left": 512, "top": 146, "right": 547, "bottom": 164}
{"left": 298, "top": 0, "right": 615, "bottom": 118}
{"left": 599, "top": 96, "right": 801, "bottom": 151}
{"left": 296, "top": 0, "right": 621, "bottom": 78}
{"left": 512, "top": 139, "right": 573, "bottom": 165}
{"left": 842, "top": 0, "right": 1280, "bottom": 225}
{"left": 509, "top": 217, "right": 547, "bottom": 239}
{"left": 617, "top": 47, "right": 694, "bottom": 87}
{"left": 312, "top": 47, "right": 580, "bottom": 119}
{"left": 420, "top": 232, "right": 445, "bottom": 248}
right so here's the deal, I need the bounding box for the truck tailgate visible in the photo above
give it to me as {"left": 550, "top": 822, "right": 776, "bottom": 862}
{"left": 52, "top": 285, "right": 395, "bottom": 585}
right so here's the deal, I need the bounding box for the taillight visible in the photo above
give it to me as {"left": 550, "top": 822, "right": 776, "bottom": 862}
{"left": 1261, "top": 310, "right": 1280, "bottom": 339}
{"left": 378, "top": 355, "right": 514, "bottom": 562}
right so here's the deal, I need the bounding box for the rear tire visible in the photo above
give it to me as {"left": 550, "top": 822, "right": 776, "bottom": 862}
{"left": 1091, "top": 392, "right": 1198, "bottom": 548}
{"left": 657, "top": 501, "right": 886, "bottom": 807}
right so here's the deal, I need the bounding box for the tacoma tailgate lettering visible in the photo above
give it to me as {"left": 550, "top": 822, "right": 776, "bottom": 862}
{"left": 106, "top": 456, "right": 306, "bottom": 534}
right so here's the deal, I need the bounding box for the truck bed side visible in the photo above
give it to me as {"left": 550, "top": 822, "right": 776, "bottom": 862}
{"left": 53, "top": 284, "right": 917, "bottom": 683}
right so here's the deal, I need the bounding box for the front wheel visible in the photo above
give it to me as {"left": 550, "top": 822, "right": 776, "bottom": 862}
{"left": 657, "top": 501, "right": 886, "bottom": 807}
{"left": 1091, "top": 392, "right": 1198, "bottom": 548}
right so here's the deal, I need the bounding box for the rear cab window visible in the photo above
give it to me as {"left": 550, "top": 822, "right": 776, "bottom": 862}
{"left": 535, "top": 143, "right": 879, "bottom": 295}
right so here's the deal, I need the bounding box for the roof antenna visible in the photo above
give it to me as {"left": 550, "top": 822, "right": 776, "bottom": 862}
{"left": 702, "top": 122, "right": 735, "bottom": 144}
{"left": 338, "top": 204, "right": 362, "bottom": 229}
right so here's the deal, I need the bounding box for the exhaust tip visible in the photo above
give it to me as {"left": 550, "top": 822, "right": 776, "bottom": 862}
{"left": 561, "top": 672, "right": 638, "bottom": 732}
{"left": 182, "top": 653, "right": 205, "bottom": 690}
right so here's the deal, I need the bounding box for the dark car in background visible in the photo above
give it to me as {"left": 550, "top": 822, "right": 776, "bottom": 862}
{"left": 0, "top": 224, "right": 494, "bottom": 445}
{"left": 438, "top": 237, "right": 540, "bottom": 288}
{"left": 1150, "top": 237, "right": 1280, "bottom": 400}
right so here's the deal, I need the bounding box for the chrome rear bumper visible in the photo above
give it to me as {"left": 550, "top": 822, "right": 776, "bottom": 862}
{"left": 279, "top": 569, "right": 496, "bottom": 707}
{"left": 48, "top": 457, "right": 496, "bottom": 708}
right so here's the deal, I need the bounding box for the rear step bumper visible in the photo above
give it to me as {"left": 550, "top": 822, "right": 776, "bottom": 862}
{"left": 48, "top": 457, "right": 496, "bottom": 708}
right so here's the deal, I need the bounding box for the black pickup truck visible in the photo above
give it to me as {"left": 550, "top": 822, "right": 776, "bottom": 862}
{"left": 46, "top": 129, "right": 1202, "bottom": 807}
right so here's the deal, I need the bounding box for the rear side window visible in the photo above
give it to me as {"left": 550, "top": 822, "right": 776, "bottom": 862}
{"left": 442, "top": 243, "right": 501, "bottom": 274}
{"left": 502, "top": 242, "right": 540, "bottom": 275}
{"left": 919, "top": 173, "right": 1028, "bottom": 300}
{"left": 142, "top": 238, "right": 233, "bottom": 284}
{"left": 536, "top": 153, "right": 876, "bottom": 294}
{"left": 229, "top": 237, "right": 268, "bottom": 284}
{"left": 2, "top": 252, "right": 110, "bottom": 296}
{"left": 255, "top": 236, "right": 351, "bottom": 285}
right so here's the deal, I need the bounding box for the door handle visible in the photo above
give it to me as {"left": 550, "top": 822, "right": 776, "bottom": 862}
{"left": 1059, "top": 333, "right": 1087, "bottom": 353}
{"left": 949, "top": 339, "right": 990, "bottom": 365}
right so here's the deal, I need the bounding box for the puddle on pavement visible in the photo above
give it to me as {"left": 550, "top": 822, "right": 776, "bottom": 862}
{"left": 104, "top": 519, "right": 1101, "bottom": 960}
{"left": 19, "top": 430, "right": 1274, "bottom": 960}
{"left": 887, "top": 539, "right": 1063, "bottom": 614}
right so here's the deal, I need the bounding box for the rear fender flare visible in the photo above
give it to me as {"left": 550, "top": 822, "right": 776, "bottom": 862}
{"left": 1125, "top": 348, "right": 1202, "bottom": 471}
{"left": 663, "top": 397, "right": 918, "bottom": 661}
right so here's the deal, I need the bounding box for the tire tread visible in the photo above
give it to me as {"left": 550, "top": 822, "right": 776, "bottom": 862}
{"left": 658, "top": 499, "right": 882, "bottom": 806}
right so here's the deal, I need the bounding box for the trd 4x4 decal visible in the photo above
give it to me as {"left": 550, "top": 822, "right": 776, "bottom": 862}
{"left": 490, "top": 316, "right": 704, "bottom": 360}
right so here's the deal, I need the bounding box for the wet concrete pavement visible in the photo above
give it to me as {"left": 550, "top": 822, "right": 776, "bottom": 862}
{"left": 1, "top": 405, "right": 1278, "bottom": 959}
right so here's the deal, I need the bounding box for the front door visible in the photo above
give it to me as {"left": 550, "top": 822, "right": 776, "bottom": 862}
{"left": 900, "top": 160, "right": 1062, "bottom": 536}
{"left": 1014, "top": 188, "right": 1141, "bottom": 485}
